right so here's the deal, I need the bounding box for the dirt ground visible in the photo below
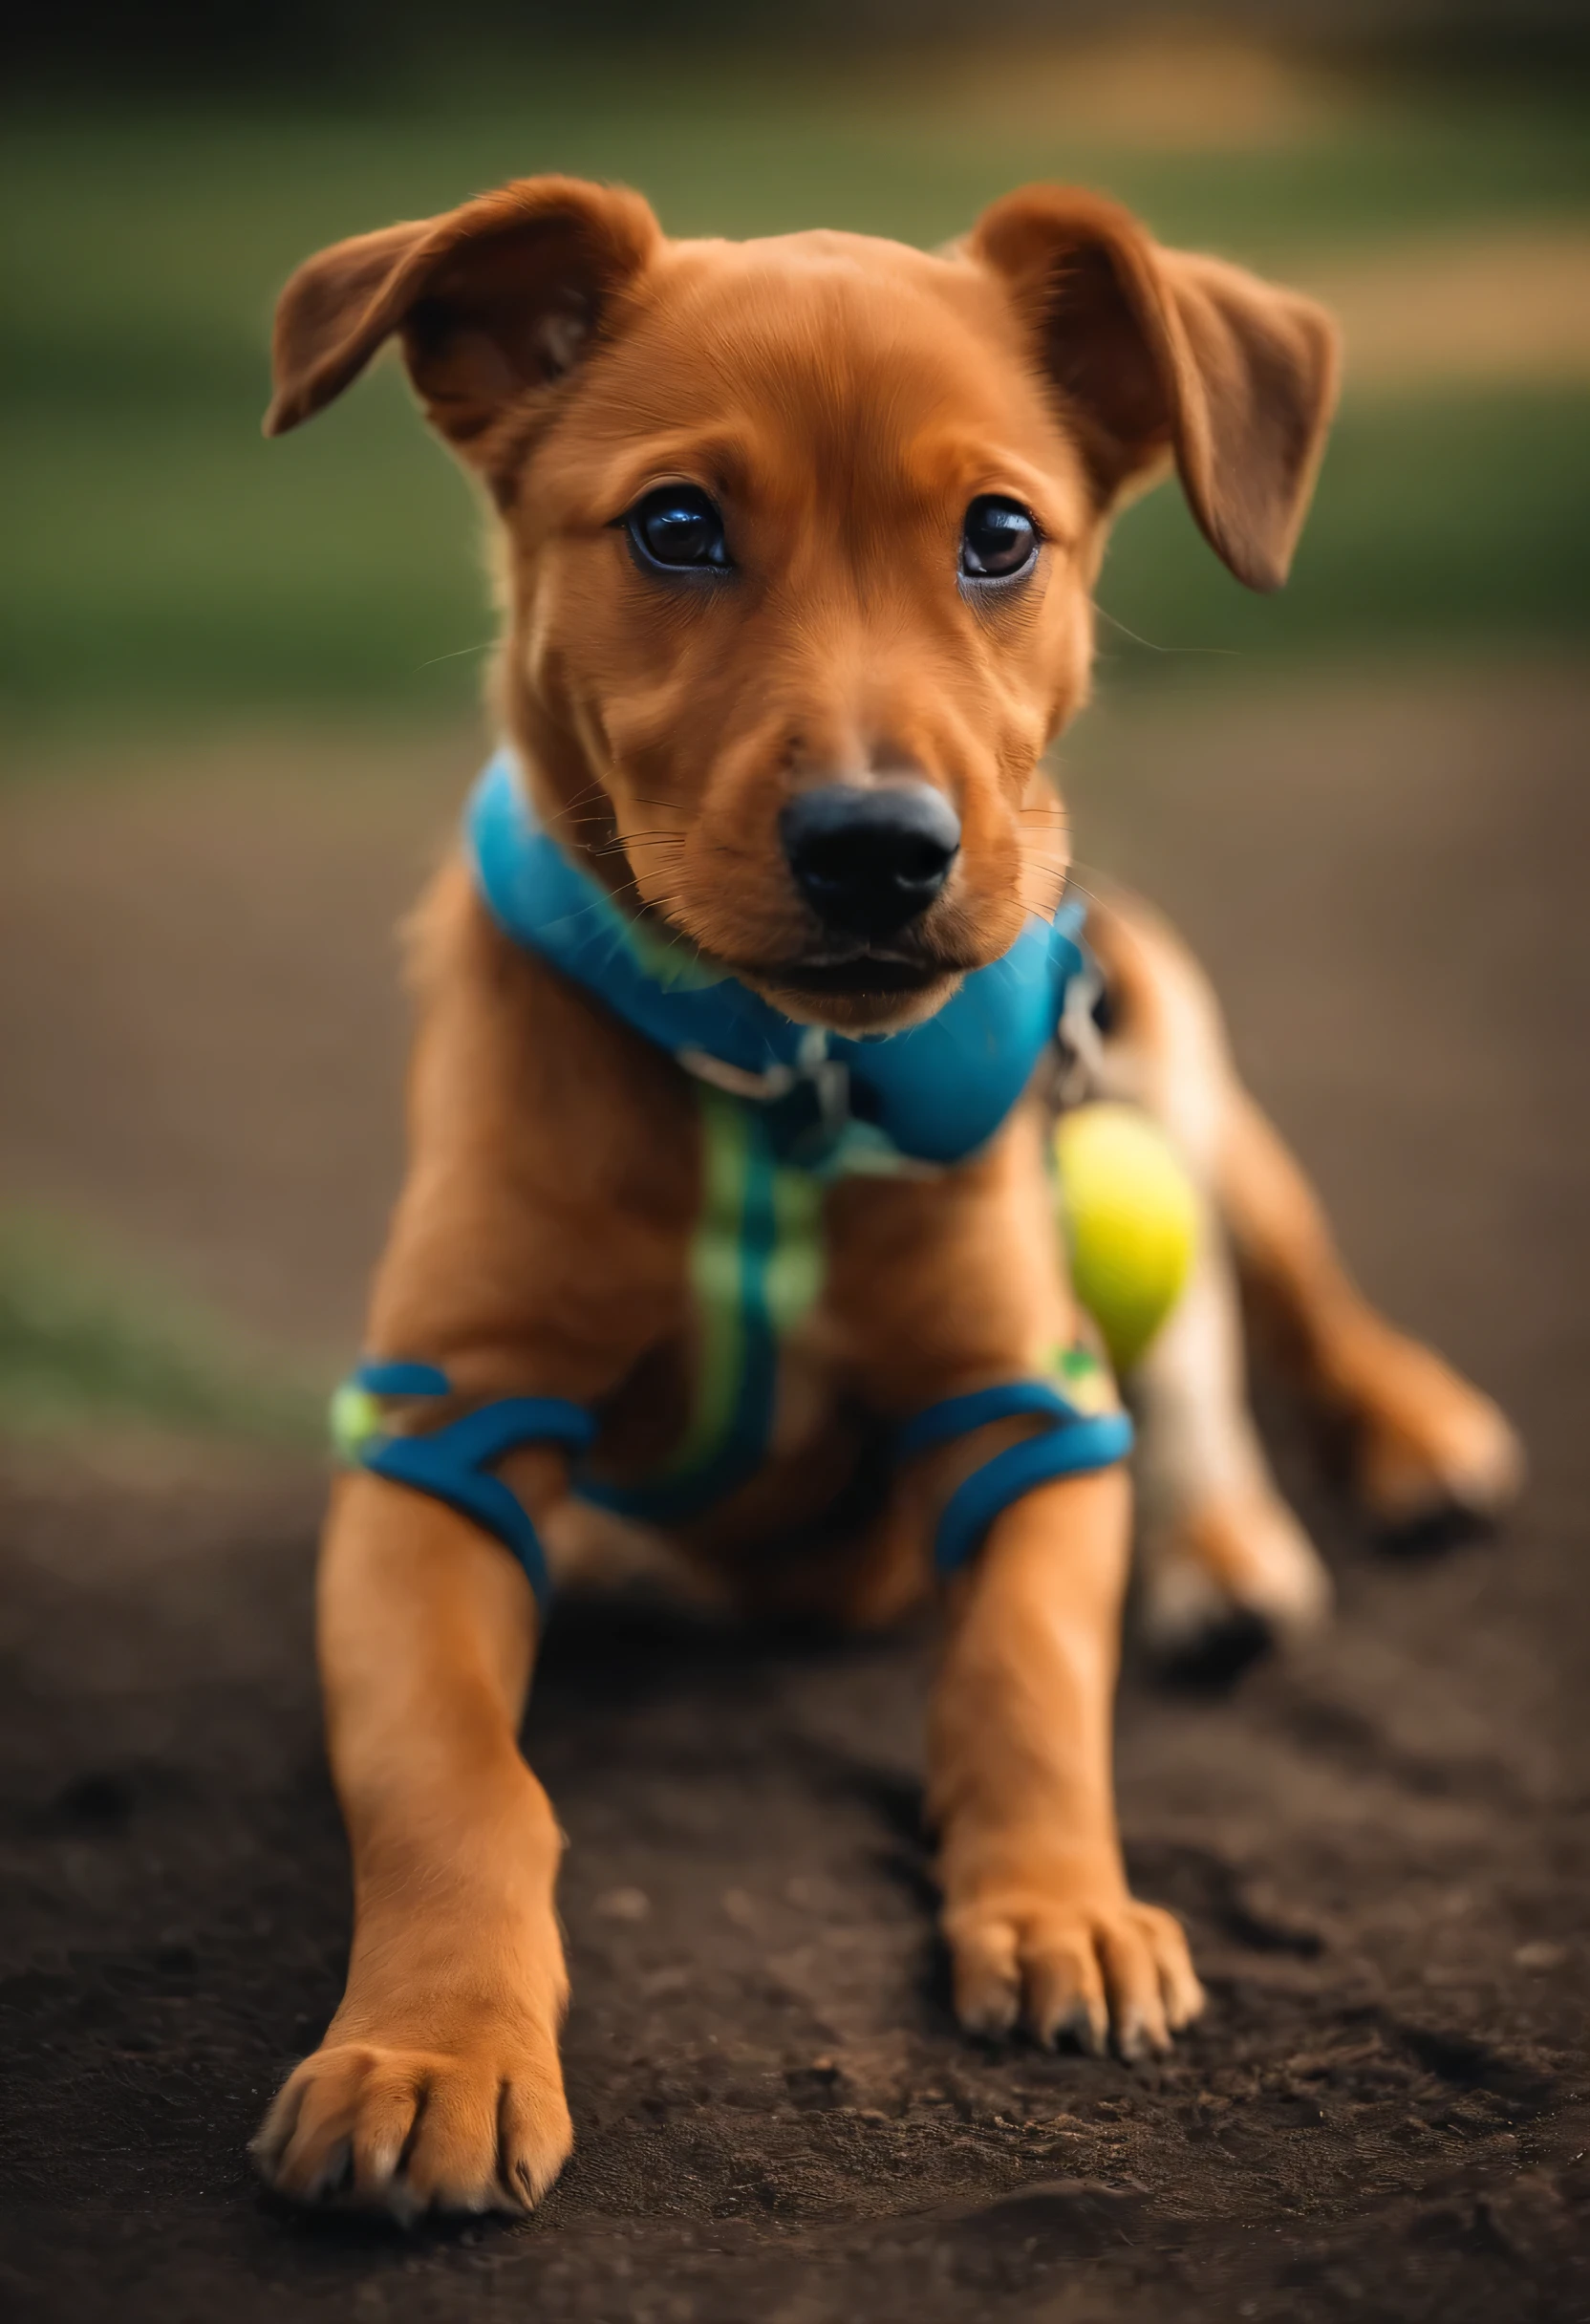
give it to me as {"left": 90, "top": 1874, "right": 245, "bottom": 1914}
{"left": 2, "top": 663, "right": 1588, "bottom": 2321}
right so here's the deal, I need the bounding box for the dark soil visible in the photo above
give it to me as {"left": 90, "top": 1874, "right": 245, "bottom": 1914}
{"left": 2, "top": 666, "right": 1589, "bottom": 2321}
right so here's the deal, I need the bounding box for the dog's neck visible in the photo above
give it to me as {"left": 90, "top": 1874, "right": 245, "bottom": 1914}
{"left": 468, "top": 746, "right": 1090, "bottom": 1175}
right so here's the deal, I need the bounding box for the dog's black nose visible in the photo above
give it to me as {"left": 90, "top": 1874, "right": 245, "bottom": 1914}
{"left": 780, "top": 783, "right": 960, "bottom": 940}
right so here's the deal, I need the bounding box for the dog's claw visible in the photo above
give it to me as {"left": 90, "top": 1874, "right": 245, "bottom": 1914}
{"left": 1042, "top": 1999, "right": 1108, "bottom": 2057}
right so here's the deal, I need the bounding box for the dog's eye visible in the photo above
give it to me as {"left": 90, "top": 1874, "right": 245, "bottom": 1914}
{"left": 960, "top": 496, "right": 1040, "bottom": 581}
{"left": 627, "top": 484, "right": 732, "bottom": 572}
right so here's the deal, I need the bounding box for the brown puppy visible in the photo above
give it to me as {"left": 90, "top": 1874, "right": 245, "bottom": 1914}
{"left": 251, "top": 179, "right": 1522, "bottom": 2220}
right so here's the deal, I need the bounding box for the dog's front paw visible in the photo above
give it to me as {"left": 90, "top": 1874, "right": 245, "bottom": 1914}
{"left": 251, "top": 2030, "right": 571, "bottom": 2223}
{"left": 943, "top": 1878, "right": 1203, "bottom": 2059}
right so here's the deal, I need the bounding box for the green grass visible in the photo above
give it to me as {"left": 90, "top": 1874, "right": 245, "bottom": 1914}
{"left": 0, "top": 1209, "right": 323, "bottom": 1444}
{"left": 2, "top": 66, "right": 1588, "bottom": 725}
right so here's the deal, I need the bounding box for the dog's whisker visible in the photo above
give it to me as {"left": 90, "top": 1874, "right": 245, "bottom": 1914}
{"left": 415, "top": 638, "right": 497, "bottom": 669}
{"left": 1091, "top": 600, "right": 1242, "bottom": 657}
{"left": 541, "top": 780, "right": 625, "bottom": 831}
{"left": 1060, "top": 876, "right": 1105, "bottom": 911}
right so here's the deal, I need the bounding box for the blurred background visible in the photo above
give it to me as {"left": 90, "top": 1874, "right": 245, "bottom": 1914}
{"left": 2, "top": 0, "right": 1586, "bottom": 1451}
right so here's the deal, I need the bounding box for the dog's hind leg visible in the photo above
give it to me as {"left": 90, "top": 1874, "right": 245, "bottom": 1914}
{"left": 1086, "top": 890, "right": 1523, "bottom": 1585}
{"left": 1082, "top": 893, "right": 1332, "bottom": 1666}
{"left": 1130, "top": 1220, "right": 1331, "bottom": 1670}
{"left": 1214, "top": 1085, "right": 1524, "bottom": 1537}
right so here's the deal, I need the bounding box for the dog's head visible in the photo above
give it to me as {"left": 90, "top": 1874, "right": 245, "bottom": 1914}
{"left": 269, "top": 178, "right": 1336, "bottom": 1032}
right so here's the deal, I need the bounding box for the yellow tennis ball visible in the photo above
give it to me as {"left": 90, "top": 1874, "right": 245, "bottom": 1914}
{"left": 1053, "top": 1102, "right": 1200, "bottom": 1377}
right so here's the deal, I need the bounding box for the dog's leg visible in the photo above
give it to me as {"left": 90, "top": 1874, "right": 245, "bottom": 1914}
{"left": 827, "top": 1115, "right": 1201, "bottom": 2053}
{"left": 1132, "top": 1223, "right": 1331, "bottom": 1669}
{"left": 1090, "top": 889, "right": 1522, "bottom": 1571}
{"left": 928, "top": 1461, "right": 1203, "bottom": 2055}
{"left": 1084, "top": 894, "right": 1335, "bottom": 1647}
{"left": 1216, "top": 1087, "right": 1524, "bottom": 1533}
{"left": 248, "top": 870, "right": 704, "bottom": 2220}
{"left": 251, "top": 1464, "right": 572, "bottom": 2221}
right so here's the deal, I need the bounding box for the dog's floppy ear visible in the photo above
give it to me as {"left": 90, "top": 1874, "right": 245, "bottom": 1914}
{"left": 971, "top": 185, "right": 1339, "bottom": 591}
{"left": 264, "top": 176, "right": 661, "bottom": 462}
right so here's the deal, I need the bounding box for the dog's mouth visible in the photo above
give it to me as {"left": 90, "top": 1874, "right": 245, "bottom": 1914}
{"left": 634, "top": 899, "right": 964, "bottom": 1003}
{"left": 769, "top": 953, "right": 948, "bottom": 997}
{"left": 741, "top": 940, "right": 969, "bottom": 1000}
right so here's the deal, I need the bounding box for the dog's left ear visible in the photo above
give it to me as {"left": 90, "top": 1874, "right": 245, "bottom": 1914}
{"left": 264, "top": 175, "right": 662, "bottom": 466}
{"left": 971, "top": 185, "right": 1339, "bottom": 591}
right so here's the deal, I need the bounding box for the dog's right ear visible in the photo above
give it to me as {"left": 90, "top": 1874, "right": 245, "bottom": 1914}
{"left": 264, "top": 176, "right": 661, "bottom": 466}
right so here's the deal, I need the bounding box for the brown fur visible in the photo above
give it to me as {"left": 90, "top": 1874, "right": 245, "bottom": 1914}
{"left": 249, "top": 178, "right": 1515, "bottom": 2221}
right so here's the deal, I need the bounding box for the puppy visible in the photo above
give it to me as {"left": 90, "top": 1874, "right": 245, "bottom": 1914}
{"left": 251, "top": 178, "right": 1522, "bottom": 2219}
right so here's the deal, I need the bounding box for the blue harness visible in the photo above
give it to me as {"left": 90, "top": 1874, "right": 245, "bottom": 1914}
{"left": 470, "top": 747, "right": 1085, "bottom": 1168}
{"left": 339, "top": 752, "right": 1132, "bottom": 1607}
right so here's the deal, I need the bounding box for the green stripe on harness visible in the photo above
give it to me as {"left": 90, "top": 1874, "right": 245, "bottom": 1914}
{"left": 574, "top": 1084, "right": 825, "bottom": 1525}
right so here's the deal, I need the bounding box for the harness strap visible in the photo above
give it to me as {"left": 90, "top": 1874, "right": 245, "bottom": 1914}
{"left": 336, "top": 1366, "right": 1128, "bottom": 1601}
{"left": 898, "top": 1380, "right": 1133, "bottom": 1578}
{"left": 336, "top": 1362, "right": 595, "bottom": 1612}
